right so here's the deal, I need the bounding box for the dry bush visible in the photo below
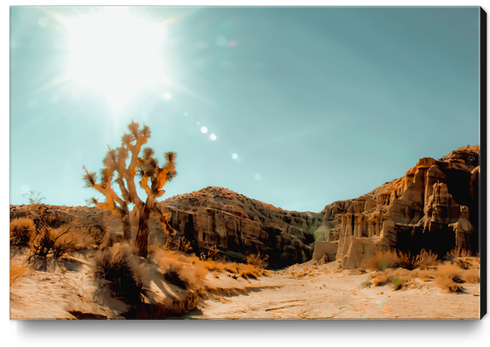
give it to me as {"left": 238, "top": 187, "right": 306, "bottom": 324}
{"left": 200, "top": 245, "right": 219, "bottom": 261}
{"left": 200, "top": 259, "right": 225, "bottom": 272}
{"left": 10, "top": 218, "right": 36, "bottom": 246}
{"left": 163, "top": 236, "right": 192, "bottom": 253}
{"left": 29, "top": 225, "right": 94, "bottom": 259}
{"left": 154, "top": 249, "right": 208, "bottom": 290}
{"left": 397, "top": 252, "right": 418, "bottom": 270}
{"left": 84, "top": 226, "right": 104, "bottom": 246}
{"left": 392, "top": 268, "right": 413, "bottom": 290}
{"left": 94, "top": 243, "right": 147, "bottom": 305}
{"left": 368, "top": 268, "right": 412, "bottom": 290}
{"left": 435, "top": 263, "right": 465, "bottom": 293}
{"left": 10, "top": 262, "right": 28, "bottom": 286}
{"left": 462, "top": 269, "right": 480, "bottom": 283}
{"left": 365, "top": 250, "right": 399, "bottom": 271}
{"left": 245, "top": 253, "right": 269, "bottom": 270}
{"left": 448, "top": 247, "right": 471, "bottom": 259}
{"left": 369, "top": 270, "right": 392, "bottom": 287}
{"left": 415, "top": 249, "right": 438, "bottom": 270}
{"left": 453, "top": 258, "right": 472, "bottom": 270}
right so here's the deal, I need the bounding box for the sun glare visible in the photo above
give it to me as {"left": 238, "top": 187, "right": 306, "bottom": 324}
{"left": 65, "top": 7, "right": 168, "bottom": 109}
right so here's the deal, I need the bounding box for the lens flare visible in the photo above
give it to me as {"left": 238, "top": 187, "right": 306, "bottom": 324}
{"left": 200, "top": 126, "right": 208, "bottom": 134}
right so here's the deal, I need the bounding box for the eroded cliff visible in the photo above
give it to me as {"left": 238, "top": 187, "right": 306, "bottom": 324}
{"left": 315, "top": 146, "right": 480, "bottom": 268}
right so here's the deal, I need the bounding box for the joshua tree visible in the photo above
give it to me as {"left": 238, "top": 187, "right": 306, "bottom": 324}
{"left": 83, "top": 120, "right": 177, "bottom": 257}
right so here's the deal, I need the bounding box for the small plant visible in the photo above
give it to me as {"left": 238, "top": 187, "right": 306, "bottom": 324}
{"left": 415, "top": 249, "right": 438, "bottom": 270}
{"left": 10, "top": 217, "right": 36, "bottom": 246}
{"left": 397, "top": 251, "right": 418, "bottom": 270}
{"left": 29, "top": 225, "right": 93, "bottom": 259}
{"left": 22, "top": 190, "right": 46, "bottom": 204}
{"left": 200, "top": 245, "right": 219, "bottom": 261}
{"left": 365, "top": 250, "right": 399, "bottom": 271}
{"left": 94, "top": 243, "right": 147, "bottom": 305}
{"left": 435, "top": 263, "right": 465, "bottom": 293}
{"left": 163, "top": 236, "right": 192, "bottom": 253}
{"left": 246, "top": 253, "right": 269, "bottom": 270}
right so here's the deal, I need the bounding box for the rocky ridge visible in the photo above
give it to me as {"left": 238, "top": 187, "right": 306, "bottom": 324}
{"left": 314, "top": 145, "right": 480, "bottom": 268}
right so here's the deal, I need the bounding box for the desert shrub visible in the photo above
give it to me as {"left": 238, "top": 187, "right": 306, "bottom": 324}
{"left": 246, "top": 253, "right": 269, "bottom": 270}
{"left": 415, "top": 249, "right": 438, "bottom": 270}
{"left": 200, "top": 259, "right": 225, "bottom": 272}
{"left": 453, "top": 258, "right": 472, "bottom": 270}
{"left": 368, "top": 268, "right": 412, "bottom": 290}
{"left": 397, "top": 252, "right": 418, "bottom": 270}
{"left": 10, "top": 261, "right": 28, "bottom": 286}
{"left": 29, "top": 226, "right": 94, "bottom": 259}
{"left": 94, "top": 243, "right": 147, "bottom": 305}
{"left": 10, "top": 217, "right": 36, "bottom": 246}
{"left": 365, "top": 250, "right": 399, "bottom": 271}
{"left": 84, "top": 226, "right": 104, "bottom": 246}
{"left": 200, "top": 245, "right": 219, "bottom": 261}
{"left": 392, "top": 268, "right": 412, "bottom": 290}
{"left": 154, "top": 249, "right": 208, "bottom": 290}
{"left": 448, "top": 247, "right": 471, "bottom": 259}
{"left": 435, "top": 263, "right": 465, "bottom": 293}
{"left": 163, "top": 236, "right": 192, "bottom": 253}
{"left": 462, "top": 269, "right": 480, "bottom": 283}
{"left": 369, "top": 270, "right": 392, "bottom": 287}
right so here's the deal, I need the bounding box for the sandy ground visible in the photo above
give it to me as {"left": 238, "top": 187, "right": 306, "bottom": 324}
{"left": 188, "top": 262, "right": 480, "bottom": 320}
{"left": 10, "top": 252, "right": 480, "bottom": 320}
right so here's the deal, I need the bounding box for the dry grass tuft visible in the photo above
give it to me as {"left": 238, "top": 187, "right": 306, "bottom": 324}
{"left": 10, "top": 261, "right": 28, "bottom": 286}
{"left": 10, "top": 217, "right": 36, "bottom": 246}
{"left": 94, "top": 243, "right": 147, "bottom": 305}
{"left": 245, "top": 253, "right": 269, "bottom": 270}
{"left": 365, "top": 250, "right": 399, "bottom": 271}
{"left": 163, "top": 236, "right": 192, "bottom": 253}
{"left": 153, "top": 249, "right": 208, "bottom": 290}
{"left": 415, "top": 249, "right": 438, "bottom": 270}
{"left": 29, "top": 225, "right": 94, "bottom": 259}
{"left": 435, "top": 263, "right": 465, "bottom": 293}
{"left": 199, "top": 245, "right": 219, "bottom": 261}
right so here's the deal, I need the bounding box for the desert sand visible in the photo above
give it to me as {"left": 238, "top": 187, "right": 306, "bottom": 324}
{"left": 10, "top": 249, "right": 480, "bottom": 320}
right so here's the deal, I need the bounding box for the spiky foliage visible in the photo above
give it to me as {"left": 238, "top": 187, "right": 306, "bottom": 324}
{"left": 83, "top": 120, "right": 178, "bottom": 257}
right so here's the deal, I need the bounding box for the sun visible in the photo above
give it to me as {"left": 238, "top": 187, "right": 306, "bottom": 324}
{"left": 64, "top": 7, "right": 168, "bottom": 109}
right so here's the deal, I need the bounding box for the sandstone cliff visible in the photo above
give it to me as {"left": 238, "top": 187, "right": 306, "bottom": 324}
{"left": 314, "top": 145, "right": 480, "bottom": 268}
{"left": 10, "top": 187, "right": 323, "bottom": 269}
{"left": 157, "top": 186, "right": 323, "bottom": 268}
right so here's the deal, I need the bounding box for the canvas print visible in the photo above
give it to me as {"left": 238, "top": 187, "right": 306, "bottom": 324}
{"left": 10, "top": 6, "right": 484, "bottom": 320}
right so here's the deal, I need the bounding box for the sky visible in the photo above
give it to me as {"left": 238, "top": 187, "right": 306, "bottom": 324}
{"left": 9, "top": 6, "right": 481, "bottom": 212}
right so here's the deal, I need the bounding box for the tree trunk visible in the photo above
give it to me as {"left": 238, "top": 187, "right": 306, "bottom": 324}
{"left": 135, "top": 196, "right": 155, "bottom": 257}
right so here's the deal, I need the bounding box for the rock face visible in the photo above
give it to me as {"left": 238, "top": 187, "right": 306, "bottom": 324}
{"left": 316, "top": 146, "right": 480, "bottom": 268}
{"left": 157, "top": 187, "right": 323, "bottom": 268}
{"left": 10, "top": 187, "right": 323, "bottom": 269}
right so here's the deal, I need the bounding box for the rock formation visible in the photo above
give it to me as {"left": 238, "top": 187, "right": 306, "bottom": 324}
{"left": 10, "top": 187, "right": 323, "bottom": 269}
{"left": 314, "top": 145, "right": 480, "bottom": 268}
{"left": 157, "top": 186, "right": 323, "bottom": 268}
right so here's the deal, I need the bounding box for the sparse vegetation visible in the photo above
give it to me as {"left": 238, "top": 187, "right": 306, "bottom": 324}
{"left": 415, "top": 249, "right": 438, "bottom": 270}
{"left": 22, "top": 190, "right": 46, "bottom": 204}
{"left": 364, "top": 250, "right": 399, "bottom": 271}
{"left": 434, "top": 263, "right": 465, "bottom": 293}
{"left": 10, "top": 217, "right": 36, "bottom": 247}
{"left": 246, "top": 253, "right": 269, "bottom": 270}
{"left": 94, "top": 243, "right": 147, "bottom": 305}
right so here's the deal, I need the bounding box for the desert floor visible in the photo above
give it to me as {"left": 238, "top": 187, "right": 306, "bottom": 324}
{"left": 10, "top": 251, "right": 480, "bottom": 320}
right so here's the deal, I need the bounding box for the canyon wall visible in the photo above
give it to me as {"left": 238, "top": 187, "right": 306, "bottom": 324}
{"left": 316, "top": 146, "right": 480, "bottom": 268}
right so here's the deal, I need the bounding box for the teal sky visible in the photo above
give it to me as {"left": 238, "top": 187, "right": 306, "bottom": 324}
{"left": 10, "top": 6, "right": 480, "bottom": 212}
